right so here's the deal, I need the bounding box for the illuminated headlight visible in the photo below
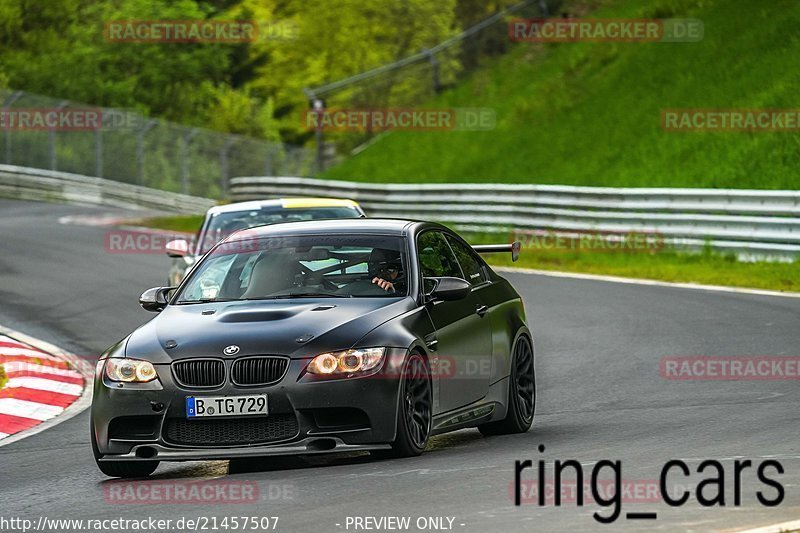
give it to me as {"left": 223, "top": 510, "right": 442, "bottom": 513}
{"left": 307, "top": 348, "right": 386, "bottom": 376}
{"left": 105, "top": 358, "right": 158, "bottom": 383}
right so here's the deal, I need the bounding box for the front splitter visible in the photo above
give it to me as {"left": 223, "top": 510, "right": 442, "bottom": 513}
{"left": 99, "top": 437, "right": 391, "bottom": 462}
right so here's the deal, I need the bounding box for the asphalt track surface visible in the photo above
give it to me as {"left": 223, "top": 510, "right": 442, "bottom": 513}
{"left": 0, "top": 198, "right": 798, "bottom": 532}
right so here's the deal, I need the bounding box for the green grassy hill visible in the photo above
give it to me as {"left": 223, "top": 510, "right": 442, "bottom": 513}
{"left": 324, "top": 0, "right": 800, "bottom": 189}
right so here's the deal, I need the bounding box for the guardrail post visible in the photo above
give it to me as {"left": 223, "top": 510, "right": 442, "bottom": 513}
{"left": 94, "top": 110, "right": 104, "bottom": 178}
{"left": 2, "top": 91, "right": 24, "bottom": 164}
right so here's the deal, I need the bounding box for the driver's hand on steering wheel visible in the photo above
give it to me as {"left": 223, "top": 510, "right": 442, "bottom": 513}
{"left": 372, "top": 277, "right": 395, "bottom": 292}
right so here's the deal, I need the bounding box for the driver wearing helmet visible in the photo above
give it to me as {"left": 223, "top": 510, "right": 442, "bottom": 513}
{"left": 368, "top": 248, "right": 403, "bottom": 293}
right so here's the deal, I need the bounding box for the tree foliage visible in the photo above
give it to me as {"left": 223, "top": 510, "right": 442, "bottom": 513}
{"left": 0, "top": 0, "right": 488, "bottom": 143}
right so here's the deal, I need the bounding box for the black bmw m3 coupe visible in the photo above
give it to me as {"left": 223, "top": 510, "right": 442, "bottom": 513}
{"left": 91, "top": 218, "right": 534, "bottom": 478}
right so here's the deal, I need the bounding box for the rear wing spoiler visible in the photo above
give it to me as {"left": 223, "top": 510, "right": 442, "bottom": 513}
{"left": 472, "top": 241, "right": 521, "bottom": 262}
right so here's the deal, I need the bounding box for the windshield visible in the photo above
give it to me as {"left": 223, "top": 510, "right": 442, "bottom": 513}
{"left": 198, "top": 206, "right": 362, "bottom": 253}
{"left": 177, "top": 234, "right": 407, "bottom": 302}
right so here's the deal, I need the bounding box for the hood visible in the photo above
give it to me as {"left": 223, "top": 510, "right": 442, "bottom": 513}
{"left": 125, "top": 297, "right": 415, "bottom": 363}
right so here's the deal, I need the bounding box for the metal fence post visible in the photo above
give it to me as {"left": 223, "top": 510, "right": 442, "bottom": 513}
{"left": 538, "top": 0, "right": 550, "bottom": 16}
{"left": 49, "top": 100, "right": 69, "bottom": 171}
{"left": 423, "top": 49, "right": 441, "bottom": 93}
{"left": 220, "top": 137, "right": 237, "bottom": 195}
{"left": 136, "top": 119, "right": 157, "bottom": 186}
{"left": 180, "top": 128, "right": 198, "bottom": 195}
{"left": 3, "top": 91, "right": 24, "bottom": 164}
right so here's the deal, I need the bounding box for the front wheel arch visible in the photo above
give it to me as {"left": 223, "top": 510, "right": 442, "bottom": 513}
{"left": 374, "top": 349, "right": 433, "bottom": 459}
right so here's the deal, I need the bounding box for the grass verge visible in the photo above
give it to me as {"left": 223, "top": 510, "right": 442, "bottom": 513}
{"left": 467, "top": 232, "right": 799, "bottom": 293}
{"left": 128, "top": 215, "right": 203, "bottom": 233}
{"left": 324, "top": 0, "right": 800, "bottom": 189}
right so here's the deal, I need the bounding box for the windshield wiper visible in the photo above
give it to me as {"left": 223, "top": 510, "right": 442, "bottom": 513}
{"left": 177, "top": 297, "right": 238, "bottom": 304}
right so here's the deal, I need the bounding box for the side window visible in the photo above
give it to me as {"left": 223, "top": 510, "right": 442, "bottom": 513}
{"left": 445, "top": 234, "right": 486, "bottom": 285}
{"left": 417, "top": 231, "right": 463, "bottom": 281}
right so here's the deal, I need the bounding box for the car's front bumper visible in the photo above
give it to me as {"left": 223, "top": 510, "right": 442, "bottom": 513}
{"left": 92, "top": 349, "right": 407, "bottom": 462}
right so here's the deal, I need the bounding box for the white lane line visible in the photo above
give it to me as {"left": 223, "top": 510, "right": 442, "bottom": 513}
{"left": 4, "top": 377, "right": 83, "bottom": 396}
{"left": 737, "top": 519, "right": 800, "bottom": 533}
{"left": 0, "top": 432, "right": 8, "bottom": 439}
{"left": 496, "top": 266, "right": 800, "bottom": 299}
{"left": 3, "top": 361, "right": 83, "bottom": 378}
{"left": 0, "top": 398, "right": 64, "bottom": 421}
{"left": 0, "top": 335, "right": 35, "bottom": 344}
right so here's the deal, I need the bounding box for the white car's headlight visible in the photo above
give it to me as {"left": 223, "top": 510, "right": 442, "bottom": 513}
{"left": 306, "top": 348, "right": 386, "bottom": 376}
{"left": 105, "top": 358, "right": 158, "bottom": 383}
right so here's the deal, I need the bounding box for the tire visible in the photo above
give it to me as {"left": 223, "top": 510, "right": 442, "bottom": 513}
{"left": 91, "top": 418, "right": 159, "bottom": 478}
{"left": 479, "top": 335, "right": 535, "bottom": 436}
{"left": 375, "top": 352, "right": 432, "bottom": 458}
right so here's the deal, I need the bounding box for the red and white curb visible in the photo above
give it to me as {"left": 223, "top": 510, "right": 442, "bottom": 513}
{"left": 0, "top": 326, "right": 93, "bottom": 446}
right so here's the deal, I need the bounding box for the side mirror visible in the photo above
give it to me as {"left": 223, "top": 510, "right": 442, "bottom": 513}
{"left": 424, "top": 276, "right": 471, "bottom": 302}
{"left": 165, "top": 239, "right": 189, "bottom": 258}
{"left": 139, "top": 287, "right": 175, "bottom": 312}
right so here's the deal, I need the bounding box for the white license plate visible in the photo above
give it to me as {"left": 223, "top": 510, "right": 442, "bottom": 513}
{"left": 186, "top": 394, "right": 268, "bottom": 418}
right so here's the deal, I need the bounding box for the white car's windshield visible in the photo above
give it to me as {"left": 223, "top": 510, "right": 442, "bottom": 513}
{"left": 177, "top": 234, "right": 407, "bottom": 302}
{"left": 198, "top": 206, "right": 362, "bottom": 253}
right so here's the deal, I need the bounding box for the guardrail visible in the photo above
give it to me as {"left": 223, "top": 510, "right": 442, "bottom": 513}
{"left": 0, "top": 164, "right": 216, "bottom": 214}
{"left": 2, "top": 166, "right": 796, "bottom": 259}
{"left": 230, "top": 176, "right": 800, "bottom": 259}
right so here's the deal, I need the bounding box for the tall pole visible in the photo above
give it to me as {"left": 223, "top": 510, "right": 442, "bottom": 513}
{"left": 180, "top": 128, "right": 198, "bottom": 195}
{"left": 312, "top": 98, "right": 325, "bottom": 174}
{"left": 424, "top": 49, "right": 441, "bottom": 93}
{"left": 49, "top": 101, "right": 69, "bottom": 171}
{"left": 220, "top": 137, "right": 237, "bottom": 196}
{"left": 3, "top": 91, "right": 24, "bottom": 164}
{"left": 94, "top": 109, "right": 104, "bottom": 178}
{"left": 136, "top": 120, "right": 157, "bottom": 186}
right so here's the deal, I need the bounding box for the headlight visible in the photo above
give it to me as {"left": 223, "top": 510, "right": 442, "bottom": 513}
{"left": 306, "top": 348, "right": 386, "bottom": 376}
{"left": 105, "top": 358, "right": 158, "bottom": 383}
